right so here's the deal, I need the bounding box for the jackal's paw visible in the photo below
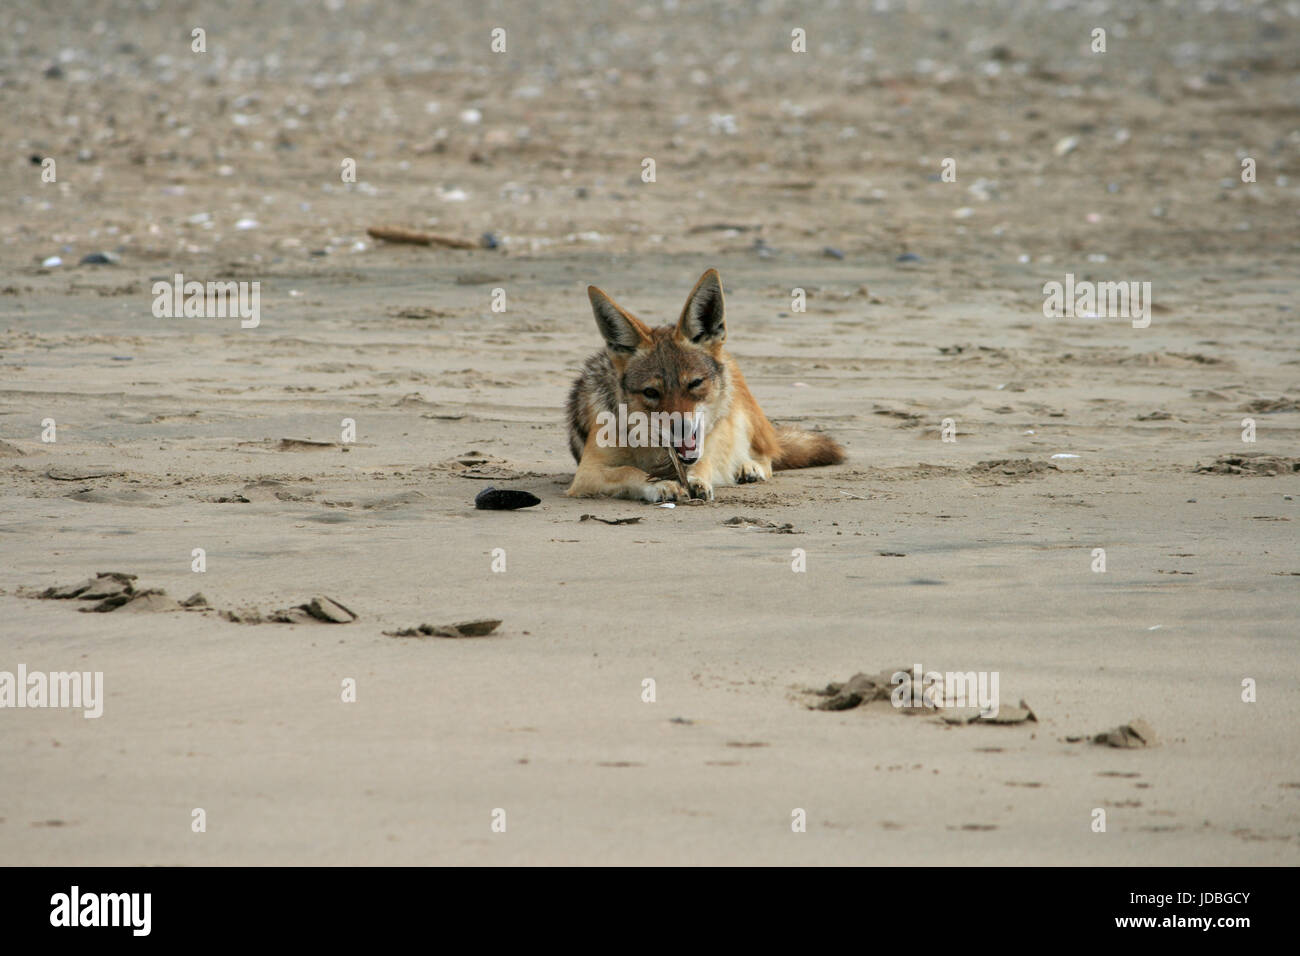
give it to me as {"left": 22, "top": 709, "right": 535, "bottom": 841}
{"left": 735, "top": 461, "right": 769, "bottom": 484}
{"left": 643, "top": 479, "right": 685, "bottom": 503}
{"left": 687, "top": 476, "right": 715, "bottom": 501}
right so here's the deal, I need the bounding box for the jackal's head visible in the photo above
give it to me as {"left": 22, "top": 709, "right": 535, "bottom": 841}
{"left": 586, "top": 268, "right": 729, "bottom": 465}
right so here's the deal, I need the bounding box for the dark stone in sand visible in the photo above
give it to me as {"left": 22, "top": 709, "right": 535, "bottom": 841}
{"left": 475, "top": 486, "right": 540, "bottom": 510}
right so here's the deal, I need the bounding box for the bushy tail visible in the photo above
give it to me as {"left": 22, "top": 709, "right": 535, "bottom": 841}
{"left": 771, "top": 425, "right": 846, "bottom": 471}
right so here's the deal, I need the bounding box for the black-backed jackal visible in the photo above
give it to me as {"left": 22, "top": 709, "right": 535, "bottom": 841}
{"left": 566, "top": 269, "right": 845, "bottom": 502}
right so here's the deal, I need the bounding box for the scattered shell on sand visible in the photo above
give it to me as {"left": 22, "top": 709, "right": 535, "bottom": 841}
{"left": 384, "top": 619, "right": 503, "bottom": 639}
{"left": 1092, "top": 719, "right": 1158, "bottom": 749}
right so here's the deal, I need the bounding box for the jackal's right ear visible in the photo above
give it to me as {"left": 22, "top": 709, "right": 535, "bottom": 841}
{"left": 588, "top": 286, "right": 651, "bottom": 354}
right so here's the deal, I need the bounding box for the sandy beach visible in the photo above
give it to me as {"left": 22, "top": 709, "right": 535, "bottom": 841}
{"left": 1, "top": 0, "right": 1298, "bottom": 865}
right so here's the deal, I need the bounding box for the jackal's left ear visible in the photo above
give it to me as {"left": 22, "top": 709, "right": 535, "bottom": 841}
{"left": 676, "top": 269, "right": 726, "bottom": 345}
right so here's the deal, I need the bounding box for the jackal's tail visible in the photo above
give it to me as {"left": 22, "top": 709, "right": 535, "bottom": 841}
{"left": 771, "top": 425, "right": 846, "bottom": 471}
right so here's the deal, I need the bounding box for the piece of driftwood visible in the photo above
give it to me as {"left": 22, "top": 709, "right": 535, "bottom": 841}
{"left": 665, "top": 445, "right": 691, "bottom": 487}
{"left": 366, "top": 226, "right": 479, "bottom": 249}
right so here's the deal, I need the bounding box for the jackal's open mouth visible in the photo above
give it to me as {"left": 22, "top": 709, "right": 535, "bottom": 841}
{"left": 673, "top": 431, "right": 701, "bottom": 464}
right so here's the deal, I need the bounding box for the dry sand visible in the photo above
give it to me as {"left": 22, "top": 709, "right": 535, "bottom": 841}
{"left": 1, "top": 1, "right": 1298, "bottom": 865}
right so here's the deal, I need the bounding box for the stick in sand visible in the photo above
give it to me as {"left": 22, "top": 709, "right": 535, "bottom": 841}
{"left": 366, "top": 226, "right": 479, "bottom": 249}
{"left": 666, "top": 445, "right": 701, "bottom": 497}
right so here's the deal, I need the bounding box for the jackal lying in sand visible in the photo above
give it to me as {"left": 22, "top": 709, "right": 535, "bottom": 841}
{"left": 566, "top": 269, "right": 845, "bottom": 502}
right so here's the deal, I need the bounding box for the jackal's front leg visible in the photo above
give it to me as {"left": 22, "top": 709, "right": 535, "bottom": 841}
{"left": 682, "top": 456, "right": 717, "bottom": 501}
{"left": 734, "top": 455, "right": 772, "bottom": 484}
{"left": 567, "top": 462, "right": 685, "bottom": 502}
{"left": 568, "top": 434, "right": 685, "bottom": 502}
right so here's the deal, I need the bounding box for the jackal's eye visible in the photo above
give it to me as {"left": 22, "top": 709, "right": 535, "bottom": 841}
{"left": 688, "top": 378, "right": 704, "bottom": 390}
{"left": 642, "top": 387, "right": 660, "bottom": 400}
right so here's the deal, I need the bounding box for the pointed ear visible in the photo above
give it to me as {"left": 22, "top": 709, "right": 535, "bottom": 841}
{"left": 588, "top": 286, "right": 651, "bottom": 354}
{"left": 676, "top": 268, "right": 726, "bottom": 345}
